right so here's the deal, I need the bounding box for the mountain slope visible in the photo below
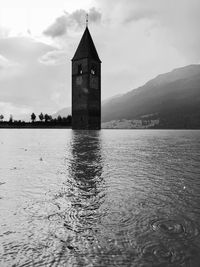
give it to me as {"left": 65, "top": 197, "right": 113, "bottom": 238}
{"left": 102, "top": 64, "right": 200, "bottom": 128}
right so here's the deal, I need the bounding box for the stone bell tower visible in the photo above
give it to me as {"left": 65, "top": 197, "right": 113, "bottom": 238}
{"left": 72, "top": 22, "right": 101, "bottom": 130}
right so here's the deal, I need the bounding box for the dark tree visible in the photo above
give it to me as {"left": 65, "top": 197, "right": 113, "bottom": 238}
{"left": 44, "top": 114, "right": 50, "bottom": 122}
{"left": 39, "top": 113, "right": 44, "bottom": 121}
{"left": 66, "top": 115, "right": 72, "bottom": 124}
{"left": 31, "top": 113, "right": 36, "bottom": 123}
{"left": 0, "top": 114, "right": 4, "bottom": 121}
{"left": 9, "top": 115, "right": 13, "bottom": 123}
{"left": 57, "top": 115, "right": 62, "bottom": 122}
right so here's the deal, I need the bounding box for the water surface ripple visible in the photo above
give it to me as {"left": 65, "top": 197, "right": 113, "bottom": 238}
{"left": 0, "top": 129, "right": 200, "bottom": 266}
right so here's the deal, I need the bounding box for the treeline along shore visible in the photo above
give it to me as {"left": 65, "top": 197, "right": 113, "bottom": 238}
{"left": 0, "top": 113, "right": 72, "bottom": 128}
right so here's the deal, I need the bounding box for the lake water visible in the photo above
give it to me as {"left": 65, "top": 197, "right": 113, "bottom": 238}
{"left": 0, "top": 129, "right": 200, "bottom": 267}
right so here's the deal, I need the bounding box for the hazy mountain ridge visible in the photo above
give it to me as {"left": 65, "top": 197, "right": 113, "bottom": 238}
{"left": 102, "top": 64, "right": 200, "bottom": 128}
{"left": 52, "top": 107, "right": 71, "bottom": 119}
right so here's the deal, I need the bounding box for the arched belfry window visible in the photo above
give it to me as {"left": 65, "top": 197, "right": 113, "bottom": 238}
{"left": 78, "top": 64, "right": 83, "bottom": 75}
{"left": 91, "top": 64, "right": 97, "bottom": 75}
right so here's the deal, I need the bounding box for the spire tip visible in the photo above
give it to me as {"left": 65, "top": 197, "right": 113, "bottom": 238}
{"left": 86, "top": 13, "right": 89, "bottom": 27}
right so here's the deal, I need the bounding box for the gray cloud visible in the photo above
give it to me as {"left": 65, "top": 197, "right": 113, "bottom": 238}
{"left": 0, "top": 55, "right": 11, "bottom": 69}
{"left": 0, "top": 54, "right": 21, "bottom": 80}
{"left": 43, "top": 15, "right": 68, "bottom": 38}
{"left": 124, "top": 8, "right": 156, "bottom": 23}
{"left": 43, "top": 7, "right": 101, "bottom": 38}
{"left": 39, "top": 50, "right": 67, "bottom": 65}
{"left": 96, "top": 0, "right": 200, "bottom": 61}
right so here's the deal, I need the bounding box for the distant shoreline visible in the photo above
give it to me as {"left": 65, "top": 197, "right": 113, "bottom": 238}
{"left": 0, "top": 125, "right": 71, "bottom": 129}
{"left": 0, "top": 126, "right": 199, "bottom": 130}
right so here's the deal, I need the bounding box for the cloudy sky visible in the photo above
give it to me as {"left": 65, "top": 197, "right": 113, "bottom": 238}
{"left": 0, "top": 0, "right": 199, "bottom": 120}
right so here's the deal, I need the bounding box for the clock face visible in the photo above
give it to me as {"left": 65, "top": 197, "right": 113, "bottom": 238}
{"left": 90, "top": 76, "right": 98, "bottom": 89}
{"left": 76, "top": 76, "right": 83, "bottom": 85}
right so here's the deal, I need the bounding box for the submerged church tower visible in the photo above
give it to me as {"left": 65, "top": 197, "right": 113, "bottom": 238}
{"left": 72, "top": 24, "right": 101, "bottom": 130}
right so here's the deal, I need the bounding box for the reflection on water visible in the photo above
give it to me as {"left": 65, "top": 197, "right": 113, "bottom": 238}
{"left": 48, "top": 130, "right": 106, "bottom": 266}
{"left": 0, "top": 129, "right": 200, "bottom": 266}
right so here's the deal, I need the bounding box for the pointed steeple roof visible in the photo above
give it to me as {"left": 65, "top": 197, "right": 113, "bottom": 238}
{"left": 72, "top": 27, "right": 101, "bottom": 62}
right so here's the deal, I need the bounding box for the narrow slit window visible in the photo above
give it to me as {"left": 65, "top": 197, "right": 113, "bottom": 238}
{"left": 78, "top": 64, "right": 83, "bottom": 75}
{"left": 91, "top": 64, "right": 96, "bottom": 75}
